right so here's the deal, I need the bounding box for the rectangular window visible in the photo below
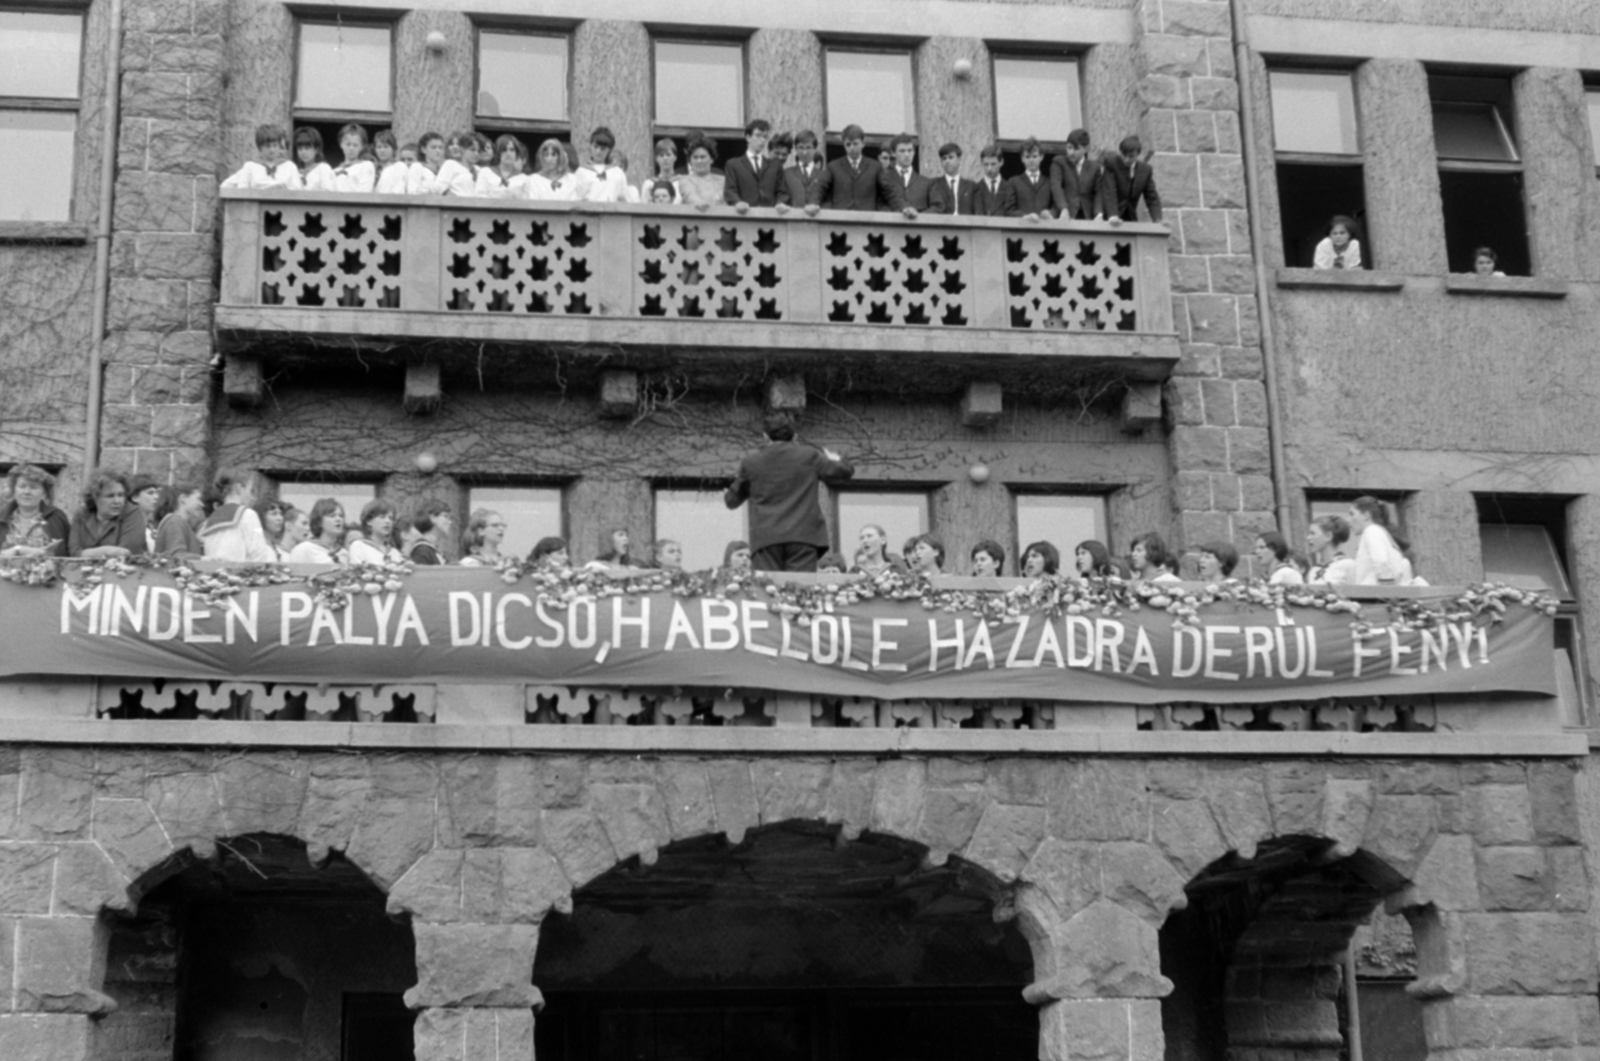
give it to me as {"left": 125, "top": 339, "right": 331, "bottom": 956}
{"left": 1586, "top": 87, "right": 1600, "bottom": 171}
{"left": 0, "top": 10, "right": 82, "bottom": 222}
{"left": 1429, "top": 74, "right": 1528, "bottom": 275}
{"left": 825, "top": 49, "right": 914, "bottom": 137}
{"left": 654, "top": 39, "right": 744, "bottom": 130}
{"left": 1014, "top": 493, "right": 1107, "bottom": 574}
{"left": 993, "top": 56, "right": 1081, "bottom": 141}
{"left": 655, "top": 486, "right": 748, "bottom": 572}
{"left": 835, "top": 490, "right": 929, "bottom": 566}
{"left": 274, "top": 479, "right": 378, "bottom": 529}
{"left": 296, "top": 22, "right": 392, "bottom": 114}
{"left": 476, "top": 30, "right": 568, "bottom": 124}
{"left": 1268, "top": 69, "right": 1367, "bottom": 269}
{"left": 466, "top": 485, "right": 562, "bottom": 562}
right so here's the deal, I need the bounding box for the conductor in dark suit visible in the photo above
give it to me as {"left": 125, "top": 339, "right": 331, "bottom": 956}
{"left": 928, "top": 142, "right": 978, "bottom": 216}
{"left": 1001, "top": 137, "right": 1055, "bottom": 219}
{"left": 724, "top": 412, "right": 854, "bottom": 573}
{"left": 972, "top": 145, "right": 1007, "bottom": 216}
{"left": 807, "top": 124, "right": 903, "bottom": 213}
{"left": 723, "top": 118, "right": 782, "bottom": 209}
{"left": 1102, "top": 135, "right": 1163, "bottom": 222}
{"left": 1049, "top": 128, "right": 1107, "bottom": 220}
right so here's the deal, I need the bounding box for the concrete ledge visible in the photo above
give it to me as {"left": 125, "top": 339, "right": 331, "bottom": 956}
{"left": 0, "top": 720, "right": 1583, "bottom": 758}
{"left": 1444, "top": 274, "right": 1569, "bottom": 298}
{"left": 0, "top": 221, "right": 92, "bottom": 245}
{"left": 1275, "top": 268, "right": 1405, "bottom": 292}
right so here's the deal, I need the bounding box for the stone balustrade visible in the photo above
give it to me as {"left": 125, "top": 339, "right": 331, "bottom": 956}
{"left": 216, "top": 191, "right": 1178, "bottom": 368}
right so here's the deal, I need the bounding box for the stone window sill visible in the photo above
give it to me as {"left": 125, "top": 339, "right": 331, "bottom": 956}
{"left": 1275, "top": 268, "right": 1404, "bottom": 292}
{"left": 0, "top": 221, "right": 91, "bottom": 245}
{"left": 1444, "top": 273, "right": 1568, "bottom": 299}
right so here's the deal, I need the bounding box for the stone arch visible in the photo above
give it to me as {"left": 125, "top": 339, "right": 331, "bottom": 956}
{"left": 530, "top": 818, "right": 1038, "bottom": 1060}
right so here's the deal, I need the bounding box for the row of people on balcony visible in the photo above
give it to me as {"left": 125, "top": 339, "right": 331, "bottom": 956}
{"left": 0, "top": 466, "right": 1422, "bottom": 588}
{"left": 221, "top": 120, "right": 1163, "bottom": 223}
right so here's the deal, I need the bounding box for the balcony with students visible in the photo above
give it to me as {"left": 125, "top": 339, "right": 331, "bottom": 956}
{"left": 214, "top": 189, "right": 1178, "bottom": 382}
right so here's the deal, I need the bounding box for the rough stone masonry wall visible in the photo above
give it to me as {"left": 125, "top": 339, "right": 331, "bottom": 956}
{"left": 1134, "top": 0, "right": 1277, "bottom": 574}
{"left": 100, "top": 0, "right": 224, "bottom": 483}
{"left": 0, "top": 748, "right": 1592, "bottom": 1061}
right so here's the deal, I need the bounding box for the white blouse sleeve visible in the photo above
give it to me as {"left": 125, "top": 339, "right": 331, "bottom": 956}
{"left": 334, "top": 160, "right": 375, "bottom": 193}
{"left": 221, "top": 161, "right": 265, "bottom": 189}
{"left": 376, "top": 162, "right": 409, "bottom": 195}
{"left": 302, "top": 163, "right": 337, "bottom": 191}
{"left": 1353, "top": 525, "right": 1405, "bottom": 585}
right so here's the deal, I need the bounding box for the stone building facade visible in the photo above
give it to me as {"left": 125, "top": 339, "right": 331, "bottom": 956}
{"left": 0, "top": 0, "right": 1598, "bottom": 1059}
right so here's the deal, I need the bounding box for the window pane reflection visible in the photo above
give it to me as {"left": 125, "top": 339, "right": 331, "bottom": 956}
{"left": 469, "top": 487, "right": 563, "bottom": 562}
{"left": 478, "top": 32, "right": 567, "bottom": 121}
{"left": 0, "top": 111, "right": 75, "bottom": 221}
{"left": 654, "top": 41, "right": 743, "bottom": 129}
{"left": 276, "top": 481, "right": 378, "bottom": 531}
{"left": 826, "top": 51, "right": 914, "bottom": 135}
{"left": 297, "top": 23, "right": 392, "bottom": 113}
{"left": 0, "top": 11, "right": 82, "bottom": 99}
{"left": 994, "top": 57, "right": 1079, "bottom": 141}
{"left": 656, "top": 489, "right": 749, "bottom": 572}
{"left": 1014, "top": 494, "right": 1106, "bottom": 564}
{"left": 836, "top": 492, "right": 929, "bottom": 565}
{"left": 1269, "top": 71, "right": 1358, "bottom": 155}
{"left": 1431, "top": 101, "right": 1518, "bottom": 161}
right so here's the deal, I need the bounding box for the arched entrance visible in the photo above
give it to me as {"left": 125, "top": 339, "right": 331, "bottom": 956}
{"left": 97, "top": 833, "right": 417, "bottom": 1061}
{"left": 533, "top": 822, "right": 1036, "bottom": 1060}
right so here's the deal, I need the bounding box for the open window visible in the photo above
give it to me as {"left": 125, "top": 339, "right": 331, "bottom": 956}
{"left": 474, "top": 26, "right": 570, "bottom": 151}
{"left": 292, "top": 19, "right": 394, "bottom": 167}
{"left": 1476, "top": 493, "right": 1587, "bottom": 726}
{"left": 1429, "top": 73, "right": 1528, "bottom": 275}
{"left": 990, "top": 53, "right": 1081, "bottom": 180}
{"left": 834, "top": 489, "right": 930, "bottom": 566}
{"left": 651, "top": 37, "right": 748, "bottom": 174}
{"left": 655, "top": 483, "right": 749, "bottom": 572}
{"left": 0, "top": 9, "right": 83, "bottom": 222}
{"left": 1267, "top": 68, "right": 1367, "bottom": 268}
{"left": 822, "top": 47, "right": 914, "bottom": 162}
{"left": 465, "top": 483, "right": 564, "bottom": 562}
{"left": 1011, "top": 491, "right": 1108, "bottom": 576}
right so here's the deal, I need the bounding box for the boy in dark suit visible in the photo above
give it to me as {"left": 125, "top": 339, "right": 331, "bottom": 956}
{"left": 882, "top": 133, "right": 937, "bottom": 217}
{"left": 724, "top": 412, "right": 854, "bottom": 573}
{"left": 971, "top": 144, "right": 1007, "bottom": 216}
{"left": 807, "top": 124, "right": 902, "bottom": 213}
{"left": 777, "top": 129, "right": 825, "bottom": 210}
{"left": 1049, "top": 128, "right": 1106, "bottom": 221}
{"left": 724, "top": 118, "right": 782, "bottom": 210}
{"left": 928, "top": 142, "right": 978, "bottom": 216}
{"left": 1103, "top": 134, "right": 1163, "bottom": 223}
{"left": 1001, "top": 137, "right": 1054, "bottom": 220}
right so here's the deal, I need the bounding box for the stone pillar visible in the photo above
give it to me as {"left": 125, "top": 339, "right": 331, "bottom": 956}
{"left": 570, "top": 21, "right": 652, "bottom": 187}
{"left": 103, "top": 0, "right": 225, "bottom": 481}
{"left": 1566, "top": 495, "right": 1600, "bottom": 698}
{"left": 1131, "top": 0, "right": 1274, "bottom": 563}
{"left": 914, "top": 38, "right": 992, "bottom": 177}
{"left": 1222, "top": 956, "right": 1344, "bottom": 1061}
{"left": 0, "top": 915, "right": 116, "bottom": 1061}
{"left": 395, "top": 11, "right": 474, "bottom": 146}
{"left": 746, "top": 30, "right": 825, "bottom": 141}
{"left": 405, "top": 922, "right": 542, "bottom": 1061}
{"left": 1400, "top": 490, "right": 1481, "bottom": 587}
{"left": 1353, "top": 59, "right": 1445, "bottom": 275}
{"left": 1513, "top": 67, "right": 1597, "bottom": 283}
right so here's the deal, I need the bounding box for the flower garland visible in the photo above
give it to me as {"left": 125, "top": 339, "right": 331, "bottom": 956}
{"left": 1, "top": 553, "right": 1560, "bottom": 632}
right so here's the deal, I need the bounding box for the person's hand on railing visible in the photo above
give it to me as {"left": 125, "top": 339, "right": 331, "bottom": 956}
{"left": 804, "top": 203, "right": 820, "bottom": 217}
{"left": 735, "top": 201, "right": 751, "bottom": 215}
{"left": 901, "top": 206, "right": 919, "bottom": 220}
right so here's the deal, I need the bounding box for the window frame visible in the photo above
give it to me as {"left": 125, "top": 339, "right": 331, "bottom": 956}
{"left": 0, "top": 6, "right": 86, "bottom": 224}
{"left": 821, "top": 43, "right": 917, "bottom": 145}
{"left": 1266, "top": 65, "right": 1369, "bottom": 269}
{"left": 1009, "top": 488, "right": 1111, "bottom": 574}
{"left": 460, "top": 478, "right": 568, "bottom": 562}
{"left": 1584, "top": 83, "right": 1600, "bottom": 176}
{"left": 988, "top": 50, "right": 1084, "bottom": 161}
{"left": 291, "top": 16, "right": 397, "bottom": 124}
{"left": 1305, "top": 489, "right": 1409, "bottom": 535}
{"left": 648, "top": 33, "right": 750, "bottom": 159}
{"left": 471, "top": 23, "right": 574, "bottom": 139}
{"left": 270, "top": 475, "right": 382, "bottom": 529}
{"left": 831, "top": 484, "right": 935, "bottom": 560}
{"left": 653, "top": 478, "right": 750, "bottom": 572}
{"left": 1427, "top": 71, "right": 1530, "bottom": 275}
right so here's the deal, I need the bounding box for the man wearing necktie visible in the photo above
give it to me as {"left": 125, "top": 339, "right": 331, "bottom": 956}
{"left": 886, "top": 133, "right": 937, "bottom": 217}
{"left": 928, "top": 142, "right": 977, "bottom": 216}
{"left": 1049, "top": 128, "right": 1107, "bottom": 221}
{"left": 777, "top": 130, "right": 825, "bottom": 210}
{"left": 807, "top": 124, "right": 903, "bottom": 213}
{"left": 972, "top": 144, "right": 1007, "bottom": 216}
{"left": 724, "top": 118, "right": 782, "bottom": 210}
{"left": 1001, "top": 137, "right": 1055, "bottom": 220}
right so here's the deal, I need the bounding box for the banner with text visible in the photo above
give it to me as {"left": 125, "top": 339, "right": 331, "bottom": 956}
{"left": 2, "top": 571, "right": 1555, "bottom": 703}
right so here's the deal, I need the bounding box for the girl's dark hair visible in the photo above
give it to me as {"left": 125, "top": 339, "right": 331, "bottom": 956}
{"left": 358, "top": 499, "right": 397, "bottom": 544}
{"left": 1022, "top": 540, "right": 1059, "bottom": 575}
{"left": 1076, "top": 539, "right": 1114, "bottom": 577}
{"left": 1474, "top": 246, "right": 1496, "bottom": 264}
{"left": 81, "top": 468, "right": 130, "bottom": 515}
{"left": 590, "top": 125, "right": 616, "bottom": 149}
{"left": 1329, "top": 213, "right": 1356, "bottom": 234}
{"left": 970, "top": 538, "right": 1006, "bottom": 572}
{"left": 1257, "top": 530, "right": 1290, "bottom": 562}
{"left": 212, "top": 469, "right": 254, "bottom": 500}
{"left": 419, "top": 131, "right": 444, "bottom": 151}
{"left": 596, "top": 528, "right": 631, "bottom": 563}
{"left": 6, "top": 463, "right": 56, "bottom": 504}
{"left": 293, "top": 126, "right": 325, "bottom": 166}
{"left": 308, "top": 498, "right": 343, "bottom": 540}
{"left": 494, "top": 133, "right": 527, "bottom": 166}
{"left": 686, "top": 133, "right": 718, "bottom": 161}
{"left": 1200, "top": 540, "right": 1239, "bottom": 576}
{"left": 374, "top": 129, "right": 398, "bottom": 156}
{"left": 908, "top": 533, "right": 945, "bottom": 569}
{"left": 816, "top": 550, "right": 847, "bottom": 572}
{"left": 1130, "top": 531, "right": 1171, "bottom": 572}
{"left": 462, "top": 509, "right": 496, "bottom": 553}
{"left": 1351, "top": 495, "right": 1393, "bottom": 529}
{"left": 530, "top": 536, "right": 568, "bottom": 564}
{"left": 254, "top": 498, "right": 287, "bottom": 541}
{"left": 723, "top": 539, "right": 750, "bottom": 566}
{"left": 335, "top": 122, "right": 368, "bottom": 153}
{"left": 1312, "top": 514, "right": 1350, "bottom": 546}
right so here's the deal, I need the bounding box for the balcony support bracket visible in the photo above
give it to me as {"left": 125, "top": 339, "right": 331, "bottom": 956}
{"left": 599, "top": 370, "right": 639, "bottom": 419}
{"left": 404, "top": 363, "right": 442, "bottom": 416}
{"left": 223, "top": 356, "right": 264, "bottom": 409}
{"left": 765, "top": 374, "right": 807, "bottom": 413}
{"left": 961, "top": 381, "right": 1003, "bottom": 428}
{"left": 1121, "top": 382, "right": 1162, "bottom": 434}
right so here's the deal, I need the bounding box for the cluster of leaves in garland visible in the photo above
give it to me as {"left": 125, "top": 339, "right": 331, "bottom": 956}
{"left": 0, "top": 554, "right": 1560, "bottom": 634}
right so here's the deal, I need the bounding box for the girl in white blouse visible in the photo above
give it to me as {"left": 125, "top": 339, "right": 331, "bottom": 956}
{"left": 1349, "top": 496, "right": 1411, "bottom": 585}
{"left": 527, "top": 139, "right": 577, "bottom": 201}
{"left": 331, "top": 123, "right": 376, "bottom": 194}
{"left": 374, "top": 129, "right": 409, "bottom": 194}
{"left": 476, "top": 135, "right": 530, "bottom": 198}
{"left": 428, "top": 132, "right": 477, "bottom": 197}
{"left": 287, "top": 499, "right": 347, "bottom": 564}
{"left": 407, "top": 132, "right": 446, "bottom": 195}
{"left": 1253, "top": 530, "right": 1304, "bottom": 585}
{"left": 348, "top": 499, "right": 404, "bottom": 564}
{"left": 294, "top": 127, "right": 335, "bottom": 191}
